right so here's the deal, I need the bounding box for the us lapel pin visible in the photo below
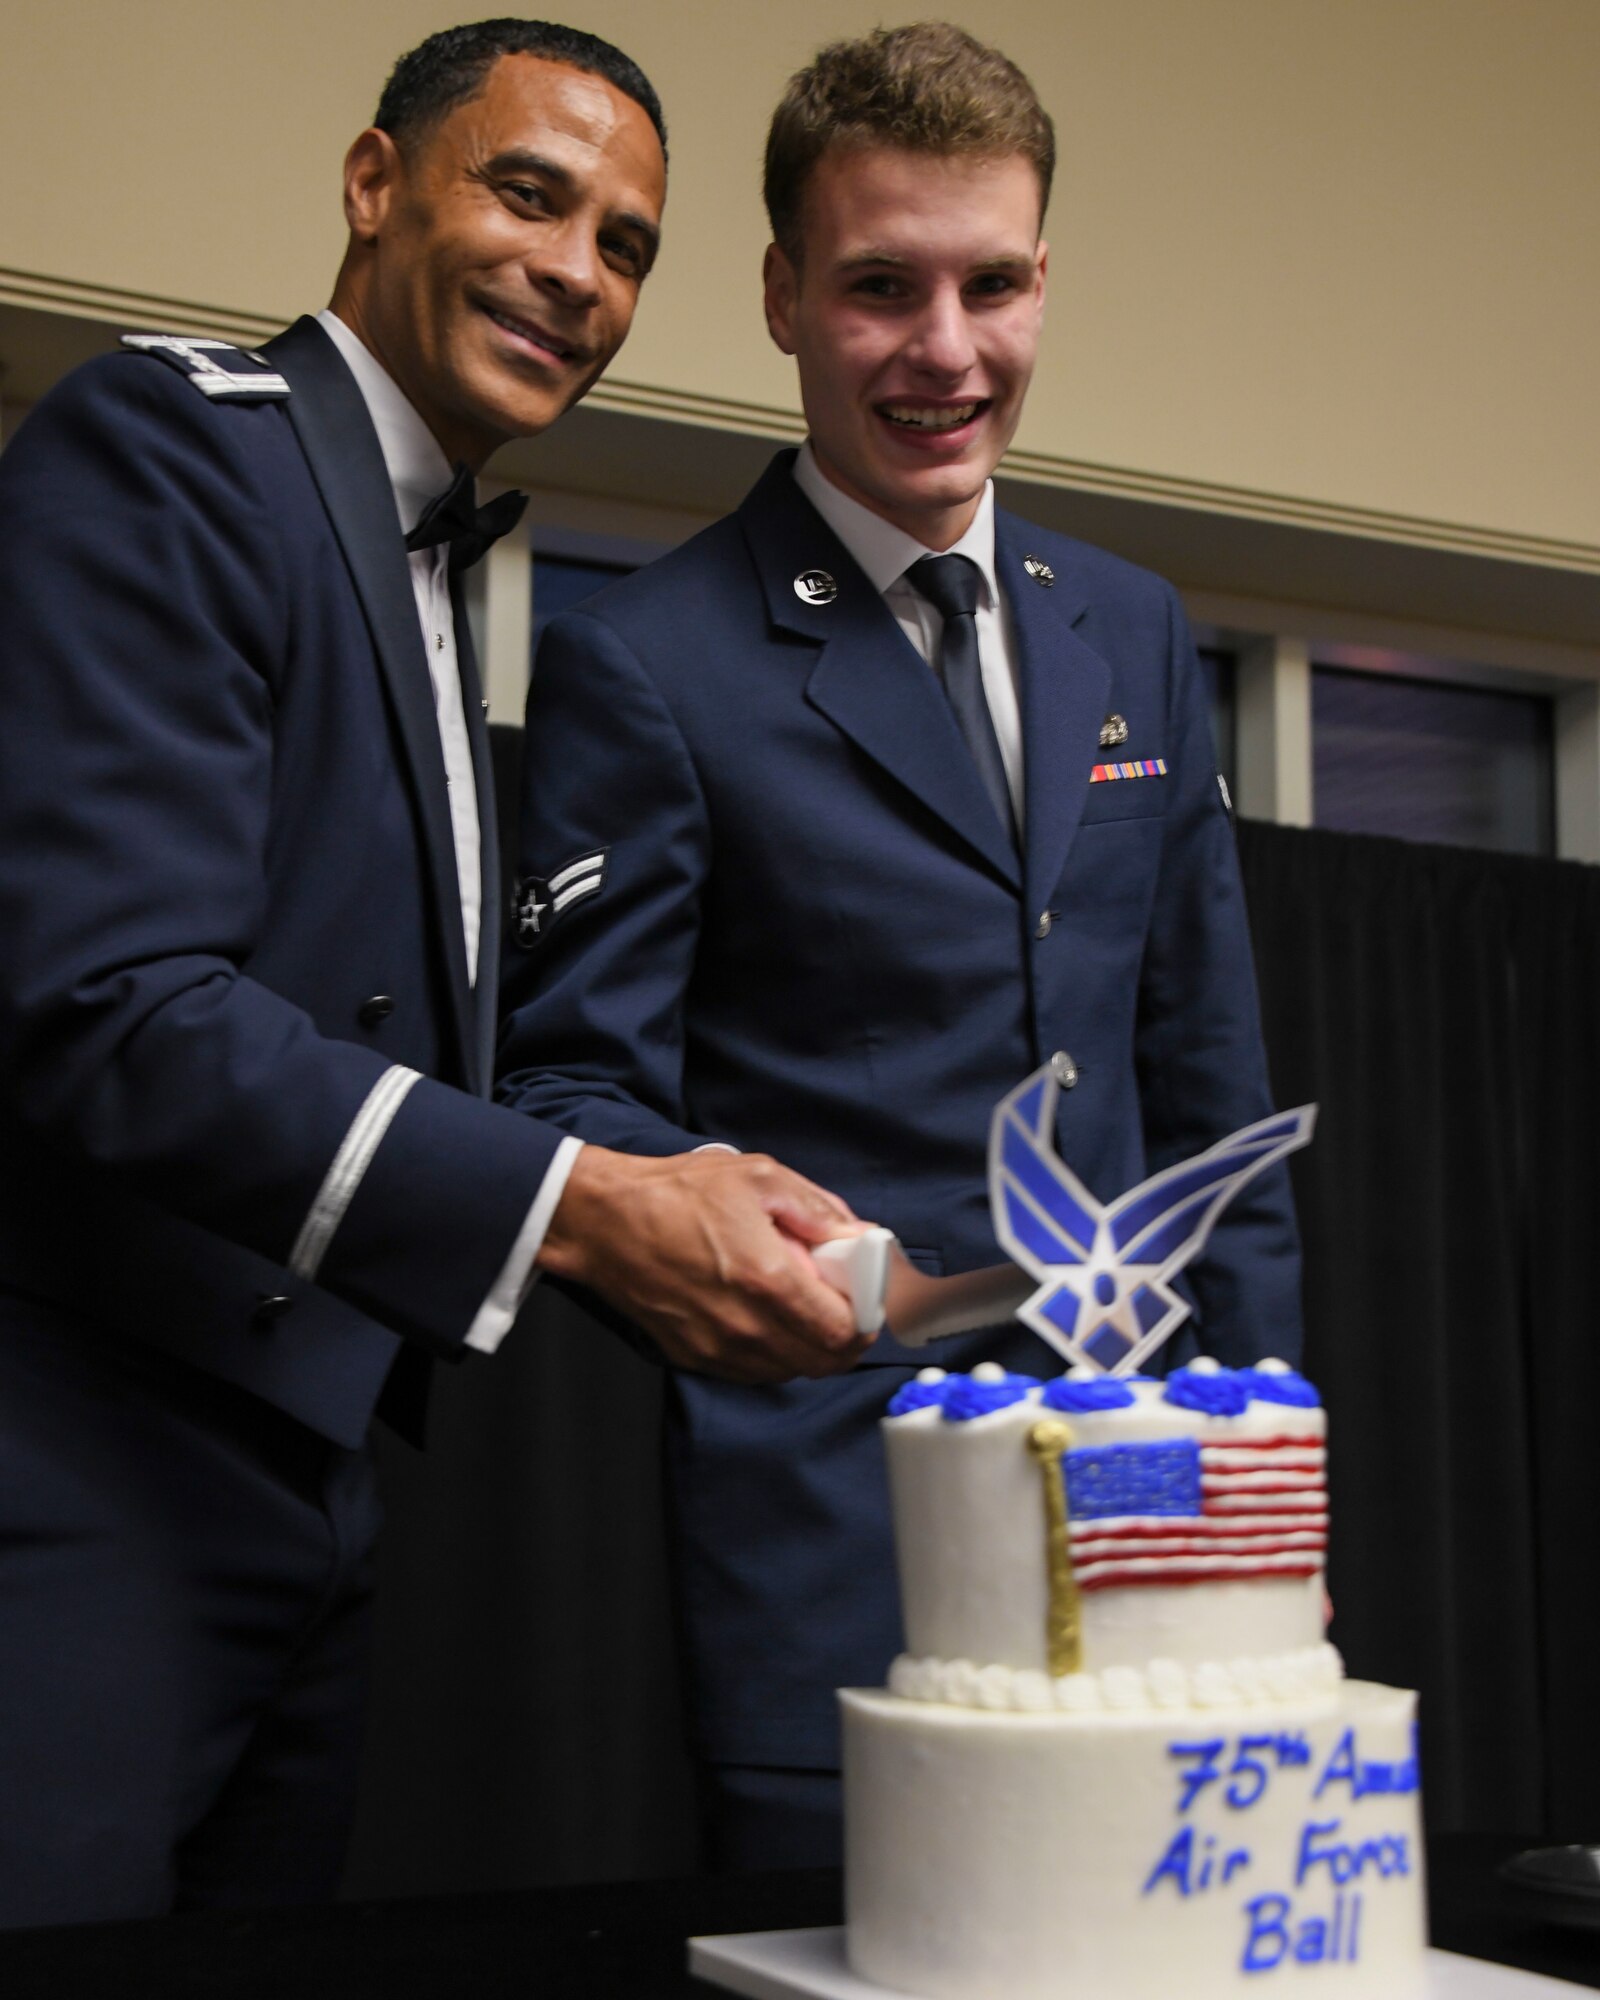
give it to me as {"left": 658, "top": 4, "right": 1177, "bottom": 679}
{"left": 1023, "top": 555, "right": 1055, "bottom": 586}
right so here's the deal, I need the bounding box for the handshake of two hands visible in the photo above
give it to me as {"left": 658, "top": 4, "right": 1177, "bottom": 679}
{"left": 535, "top": 1144, "right": 883, "bottom": 1383}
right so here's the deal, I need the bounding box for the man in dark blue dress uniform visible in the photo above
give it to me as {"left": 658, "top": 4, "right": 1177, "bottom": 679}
{"left": 0, "top": 20, "right": 867, "bottom": 1926}
{"left": 498, "top": 24, "right": 1303, "bottom": 1868}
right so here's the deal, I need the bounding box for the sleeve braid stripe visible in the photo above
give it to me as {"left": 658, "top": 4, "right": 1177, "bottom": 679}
{"left": 289, "top": 1065, "right": 422, "bottom": 1282}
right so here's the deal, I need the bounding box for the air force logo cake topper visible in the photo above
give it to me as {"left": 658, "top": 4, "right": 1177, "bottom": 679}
{"left": 989, "top": 1064, "right": 1316, "bottom": 1375}
{"left": 808, "top": 1071, "right": 1314, "bottom": 1350}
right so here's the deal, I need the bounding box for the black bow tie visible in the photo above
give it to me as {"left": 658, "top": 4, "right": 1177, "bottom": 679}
{"left": 404, "top": 463, "right": 528, "bottom": 572}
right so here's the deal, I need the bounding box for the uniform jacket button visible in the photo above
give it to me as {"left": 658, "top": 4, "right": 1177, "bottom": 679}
{"left": 358, "top": 994, "right": 396, "bottom": 1028}
{"left": 1034, "top": 910, "right": 1055, "bottom": 939}
{"left": 1050, "top": 1050, "right": 1080, "bottom": 1089}
{"left": 252, "top": 1294, "right": 294, "bottom": 1331}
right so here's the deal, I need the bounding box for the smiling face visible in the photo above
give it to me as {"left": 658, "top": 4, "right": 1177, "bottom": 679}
{"left": 765, "top": 145, "right": 1046, "bottom": 550}
{"left": 332, "top": 53, "right": 665, "bottom": 467}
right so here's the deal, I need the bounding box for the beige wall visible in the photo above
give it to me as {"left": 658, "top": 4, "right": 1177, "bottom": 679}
{"left": 2, "top": 0, "right": 1596, "bottom": 570}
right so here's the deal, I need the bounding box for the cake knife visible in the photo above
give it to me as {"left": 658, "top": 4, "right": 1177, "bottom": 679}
{"left": 810, "top": 1228, "right": 1033, "bottom": 1347}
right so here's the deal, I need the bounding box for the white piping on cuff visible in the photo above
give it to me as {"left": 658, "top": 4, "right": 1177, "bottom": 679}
{"left": 464, "top": 1134, "right": 585, "bottom": 1354}
{"left": 290, "top": 1065, "right": 422, "bottom": 1282}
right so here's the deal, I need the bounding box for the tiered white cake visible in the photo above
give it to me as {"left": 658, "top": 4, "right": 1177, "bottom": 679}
{"left": 841, "top": 1357, "right": 1425, "bottom": 2000}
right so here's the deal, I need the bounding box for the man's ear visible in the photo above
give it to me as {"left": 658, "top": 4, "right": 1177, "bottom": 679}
{"left": 763, "top": 242, "right": 799, "bottom": 356}
{"left": 1035, "top": 239, "right": 1049, "bottom": 325}
{"left": 342, "top": 127, "right": 404, "bottom": 243}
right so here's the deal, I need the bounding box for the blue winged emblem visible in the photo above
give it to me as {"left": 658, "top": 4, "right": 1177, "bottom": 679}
{"left": 988, "top": 1067, "right": 1316, "bottom": 1375}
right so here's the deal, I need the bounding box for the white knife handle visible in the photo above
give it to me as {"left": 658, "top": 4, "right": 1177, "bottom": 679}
{"left": 810, "top": 1226, "right": 895, "bottom": 1335}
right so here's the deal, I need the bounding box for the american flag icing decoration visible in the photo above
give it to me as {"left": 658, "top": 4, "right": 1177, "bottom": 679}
{"left": 1062, "top": 1432, "right": 1328, "bottom": 1591}
{"left": 1089, "top": 758, "right": 1167, "bottom": 782}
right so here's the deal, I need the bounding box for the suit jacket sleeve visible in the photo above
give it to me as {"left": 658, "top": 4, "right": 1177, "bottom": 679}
{"left": 1133, "top": 584, "right": 1304, "bottom": 1364}
{"left": 0, "top": 356, "right": 564, "bottom": 1355}
{"left": 497, "top": 608, "right": 711, "bottom": 1156}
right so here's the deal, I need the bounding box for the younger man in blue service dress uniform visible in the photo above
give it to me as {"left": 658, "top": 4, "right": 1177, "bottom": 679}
{"left": 498, "top": 24, "right": 1304, "bottom": 1867}
{"left": 0, "top": 20, "right": 869, "bottom": 1927}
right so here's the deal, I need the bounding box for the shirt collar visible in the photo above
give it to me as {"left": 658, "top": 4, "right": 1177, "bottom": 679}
{"left": 792, "top": 439, "right": 999, "bottom": 609}
{"left": 316, "top": 308, "right": 455, "bottom": 535}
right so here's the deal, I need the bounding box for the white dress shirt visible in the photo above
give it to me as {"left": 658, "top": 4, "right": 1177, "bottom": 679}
{"left": 793, "top": 442, "right": 1026, "bottom": 824}
{"left": 317, "top": 311, "right": 484, "bottom": 980}
{"left": 316, "top": 311, "right": 578, "bottom": 1352}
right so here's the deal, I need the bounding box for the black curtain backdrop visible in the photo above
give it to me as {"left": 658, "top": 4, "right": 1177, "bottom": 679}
{"left": 1237, "top": 819, "right": 1600, "bottom": 1837}
{"left": 342, "top": 779, "right": 1600, "bottom": 1897}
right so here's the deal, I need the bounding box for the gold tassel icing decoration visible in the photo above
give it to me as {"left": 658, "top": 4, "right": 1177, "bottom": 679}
{"left": 1027, "top": 1418, "right": 1083, "bottom": 1678}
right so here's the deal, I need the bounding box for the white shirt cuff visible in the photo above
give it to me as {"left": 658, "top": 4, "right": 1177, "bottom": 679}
{"left": 463, "top": 1134, "right": 585, "bottom": 1354}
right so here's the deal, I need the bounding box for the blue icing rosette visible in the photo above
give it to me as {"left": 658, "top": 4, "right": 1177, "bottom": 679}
{"left": 1041, "top": 1375, "right": 1137, "bottom": 1412}
{"left": 886, "top": 1378, "right": 950, "bottom": 1417}
{"left": 1239, "top": 1366, "right": 1321, "bottom": 1408}
{"left": 941, "top": 1372, "right": 1038, "bottom": 1422}
{"left": 1163, "top": 1365, "right": 1253, "bottom": 1417}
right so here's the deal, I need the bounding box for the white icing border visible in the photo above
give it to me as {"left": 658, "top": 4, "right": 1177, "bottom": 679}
{"left": 886, "top": 1641, "right": 1344, "bottom": 1713}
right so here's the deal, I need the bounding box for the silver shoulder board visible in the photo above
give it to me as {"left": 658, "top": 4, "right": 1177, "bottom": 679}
{"left": 120, "top": 333, "right": 289, "bottom": 400}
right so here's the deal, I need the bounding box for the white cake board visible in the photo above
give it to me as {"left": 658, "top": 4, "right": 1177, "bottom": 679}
{"left": 689, "top": 1929, "right": 1588, "bottom": 2000}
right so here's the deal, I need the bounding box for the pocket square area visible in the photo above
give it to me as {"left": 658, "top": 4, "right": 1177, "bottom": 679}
{"left": 1089, "top": 758, "right": 1167, "bottom": 783}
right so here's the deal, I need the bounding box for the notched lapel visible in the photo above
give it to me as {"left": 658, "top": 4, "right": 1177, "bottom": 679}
{"left": 741, "top": 456, "right": 1022, "bottom": 889}
{"left": 452, "top": 575, "right": 498, "bottom": 1096}
{"left": 264, "top": 317, "right": 477, "bottom": 1080}
{"left": 997, "top": 518, "right": 1112, "bottom": 920}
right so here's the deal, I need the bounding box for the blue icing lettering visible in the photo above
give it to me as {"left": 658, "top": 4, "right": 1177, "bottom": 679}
{"left": 1144, "top": 1826, "right": 1196, "bottom": 1897}
{"left": 1145, "top": 1825, "right": 1231, "bottom": 1897}
{"left": 1142, "top": 1827, "right": 1254, "bottom": 1898}
{"left": 1241, "top": 1891, "right": 1365, "bottom": 1972}
{"left": 1240, "top": 1895, "right": 1291, "bottom": 1972}
{"left": 1168, "top": 1738, "right": 1226, "bottom": 1813}
{"left": 1165, "top": 1365, "right": 1252, "bottom": 1416}
{"left": 1296, "top": 1818, "right": 1411, "bottom": 1886}
{"left": 1170, "top": 1732, "right": 1313, "bottom": 1817}
{"left": 1225, "top": 1735, "right": 1278, "bottom": 1809}
{"left": 1041, "top": 1376, "right": 1136, "bottom": 1412}
{"left": 1316, "top": 1730, "right": 1357, "bottom": 1794}
{"left": 1239, "top": 1366, "right": 1320, "bottom": 1408}
{"left": 940, "top": 1372, "right": 1037, "bottom": 1422}
{"left": 1313, "top": 1726, "right": 1420, "bottom": 1802}
{"left": 1391, "top": 1720, "right": 1422, "bottom": 1797}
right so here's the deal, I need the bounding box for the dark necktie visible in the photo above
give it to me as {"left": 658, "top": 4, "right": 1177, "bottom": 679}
{"left": 405, "top": 463, "right": 528, "bottom": 573}
{"left": 908, "top": 552, "right": 1018, "bottom": 846}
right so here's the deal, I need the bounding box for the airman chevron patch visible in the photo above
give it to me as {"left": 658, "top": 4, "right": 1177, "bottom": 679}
{"left": 513, "top": 848, "right": 608, "bottom": 948}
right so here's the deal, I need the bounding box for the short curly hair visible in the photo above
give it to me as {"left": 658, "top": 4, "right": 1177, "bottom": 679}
{"left": 764, "top": 23, "right": 1053, "bottom": 267}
